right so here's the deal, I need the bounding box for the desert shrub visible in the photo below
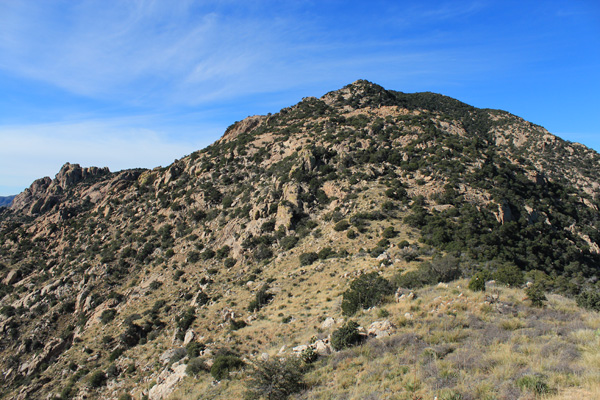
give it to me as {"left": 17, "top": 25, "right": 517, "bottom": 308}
{"left": 346, "top": 229, "right": 358, "bottom": 239}
{"left": 333, "top": 220, "right": 350, "bottom": 231}
{"left": 576, "top": 290, "right": 600, "bottom": 312}
{"left": 299, "top": 252, "right": 318, "bottom": 266}
{"left": 210, "top": 354, "right": 244, "bottom": 380}
{"left": 421, "top": 255, "right": 462, "bottom": 283}
{"left": 395, "top": 270, "right": 425, "bottom": 290}
{"left": 317, "top": 247, "right": 336, "bottom": 259}
{"left": 382, "top": 226, "right": 397, "bottom": 238}
{"left": 1, "top": 305, "right": 15, "bottom": 317}
{"left": 186, "top": 341, "right": 205, "bottom": 358}
{"left": 106, "top": 364, "right": 119, "bottom": 378}
{"left": 88, "top": 370, "right": 107, "bottom": 388}
{"left": 109, "top": 347, "right": 124, "bottom": 361}
{"left": 175, "top": 308, "right": 196, "bottom": 339}
{"left": 494, "top": 264, "right": 524, "bottom": 287}
{"left": 245, "top": 357, "right": 304, "bottom": 400}
{"left": 526, "top": 282, "right": 547, "bottom": 307}
{"left": 468, "top": 271, "right": 490, "bottom": 292}
{"left": 100, "top": 309, "right": 117, "bottom": 324}
{"left": 229, "top": 319, "right": 247, "bottom": 331}
{"left": 341, "top": 272, "right": 394, "bottom": 316}
{"left": 224, "top": 257, "right": 237, "bottom": 268}
{"left": 254, "top": 244, "right": 273, "bottom": 261}
{"left": 216, "top": 245, "right": 231, "bottom": 259}
{"left": 280, "top": 235, "right": 299, "bottom": 250}
{"left": 248, "top": 284, "right": 273, "bottom": 312}
{"left": 186, "top": 357, "right": 208, "bottom": 377}
{"left": 201, "top": 249, "right": 216, "bottom": 260}
{"left": 149, "top": 281, "right": 163, "bottom": 290}
{"left": 331, "top": 321, "right": 362, "bottom": 350}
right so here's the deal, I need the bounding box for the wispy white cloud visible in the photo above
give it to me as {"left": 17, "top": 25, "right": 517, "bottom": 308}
{"left": 0, "top": 0, "right": 507, "bottom": 107}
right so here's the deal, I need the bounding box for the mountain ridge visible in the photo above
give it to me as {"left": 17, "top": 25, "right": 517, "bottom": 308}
{"left": 1, "top": 80, "right": 600, "bottom": 399}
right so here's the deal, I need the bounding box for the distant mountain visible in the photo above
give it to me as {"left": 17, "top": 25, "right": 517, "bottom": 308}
{"left": 0, "top": 195, "right": 15, "bottom": 208}
{"left": 1, "top": 80, "right": 599, "bottom": 399}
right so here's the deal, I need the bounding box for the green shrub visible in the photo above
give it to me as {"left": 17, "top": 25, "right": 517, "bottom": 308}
{"left": 186, "top": 357, "right": 207, "bottom": 377}
{"left": 331, "top": 321, "right": 362, "bottom": 350}
{"left": 346, "top": 229, "right": 358, "bottom": 239}
{"left": 248, "top": 284, "right": 273, "bottom": 312}
{"left": 468, "top": 271, "right": 490, "bottom": 292}
{"left": 216, "top": 245, "right": 231, "bottom": 259}
{"left": 341, "top": 272, "right": 394, "bottom": 316}
{"left": 421, "top": 255, "right": 461, "bottom": 283}
{"left": 88, "top": 370, "right": 107, "bottom": 388}
{"left": 333, "top": 220, "right": 350, "bottom": 231}
{"left": 224, "top": 257, "right": 237, "bottom": 268}
{"left": 244, "top": 357, "right": 304, "bottom": 400}
{"left": 382, "top": 226, "right": 397, "bottom": 239}
{"left": 175, "top": 308, "right": 196, "bottom": 339}
{"left": 525, "top": 282, "right": 547, "bottom": 307}
{"left": 494, "top": 264, "right": 524, "bottom": 287}
{"left": 299, "top": 252, "right": 318, "bottom": 266}
{"left": 186, "top": 341, "right": 205, "bottom": 358}
{"left": 210, "top": 354, "right": 244, "bottom": 380}
{"left": 201, "top": 249, "right": 216, "bottom": 260}
{"left": 280, "top": 236, "right": 299, "bottom": 250}
{"left": 100, "top": 309, "right": 117, "bottom": 324}
{"left": 576, "top": 290, "right": 600, "bottom": 311}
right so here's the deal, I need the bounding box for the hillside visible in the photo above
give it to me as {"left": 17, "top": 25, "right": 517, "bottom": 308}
{"left": 0, "top": 196, "right": 15, "bottom": 208}
{"left": 1, "top": 80, "right": 599, "bottom": 400}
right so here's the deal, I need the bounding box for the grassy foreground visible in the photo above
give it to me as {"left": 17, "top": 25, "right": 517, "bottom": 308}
{"left": 168, "top": 280, "right": 600, "bottom": 400}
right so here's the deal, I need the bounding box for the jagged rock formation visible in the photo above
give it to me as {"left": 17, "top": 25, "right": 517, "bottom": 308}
{"left": 0, "top": 80, "right": 599, "bottom": 399}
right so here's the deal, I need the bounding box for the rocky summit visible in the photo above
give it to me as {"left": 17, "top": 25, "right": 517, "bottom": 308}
{"left": 1, "top": 80, "right": 600, "bottom": 400}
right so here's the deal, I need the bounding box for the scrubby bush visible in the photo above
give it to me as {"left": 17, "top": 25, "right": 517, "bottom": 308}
{"left": 175, "top": 308, "right": 196, "bottom": 340}
{"left": 280, "top": 235, "right": 299, "bottom": 250}
{"left": 576, "top": 290, "right": 600, "bottom": 311}
{"left": 245, "top": 357, "right": 304, "bottom": 400}
{"left": 525, "top": 282, "right": 547, "bottom": 307}
{"left": 186, "top": 341, "right": 205, "bottom": 358}
{"left": 248, "top": 284, "right": 273, "bottom": 312}
{"left": 382, "top": 226, "right": 397, "bottom": 239}
{"left": 422, "top": 255, "right": 462, "bottom": 283}
{"left": 210, "top": 354, "right": 244, "bottom": 380}
{"left": 224, "top": 257, "right": 237, "bottom": 268}
{"left": 468, "top": 271, "right": 490, "bottom": 292}
{"left": 333, "top": 220, "right": 350, "bottom": 231}
{"left": 100, "top": 309, "right": 117, "bottom": 324}
{"left": 331, "top": 321, "right": 362, "bottom": 350}
{"left": 299, "top": 252, "right": 318, "bottom": 266}
{"left": 494, "top": 264, "right": 524, "bottom": 287}
{"left": 341, "top": 272, "right": 394, "bottom": 316}
{"left": 186, "top": 357, "right": 208, "bottom": 377}
{"left": 88, "top": 370, "right": 107, "bottom": 388}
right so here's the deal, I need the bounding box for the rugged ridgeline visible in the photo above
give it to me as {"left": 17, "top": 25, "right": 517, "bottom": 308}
{"left": 1, "top": 80, "right": 600, "bottom": 399}
{"left": 0, "top": 196, "right": 15, "bottom": 208}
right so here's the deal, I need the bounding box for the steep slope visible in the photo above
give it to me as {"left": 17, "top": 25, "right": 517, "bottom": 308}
{"left": 0, "top": 80, "right": 599, "bottom": 399}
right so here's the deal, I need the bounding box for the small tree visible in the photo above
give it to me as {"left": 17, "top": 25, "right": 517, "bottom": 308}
{"left": 468, "top": 271, "right": 490, "bottom": 292}
{"left": 210, "top": 354, "right": 244, "bottom": 380}
{"left": 526, "top": 282, "right": 547, "bottom": 308}
{"left": 331, "top": 321, "right": 362, "bottom": 350}
{"left": 341, "top": 272, "right": 394, "bottom": 316}
{"left": 244, "top": 357, "right": 304, "bottom": 400}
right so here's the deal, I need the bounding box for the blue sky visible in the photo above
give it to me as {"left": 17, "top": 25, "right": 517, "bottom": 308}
{"left": 0, "top": 0, "right": 598, "bottom": 196}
